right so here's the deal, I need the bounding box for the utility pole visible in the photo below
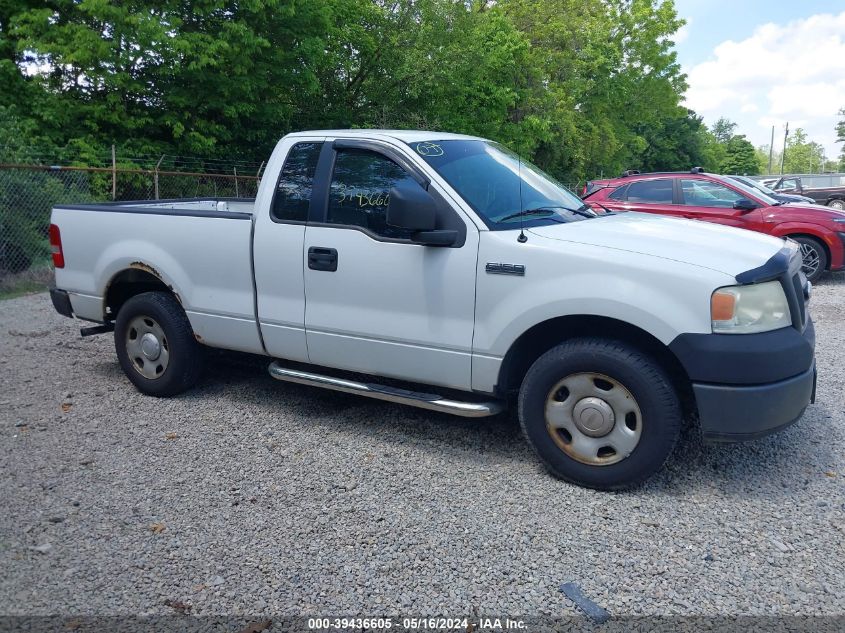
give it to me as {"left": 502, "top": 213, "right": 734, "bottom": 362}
{"left": 768, "top": 125, "right": 774, "bottom": 174}
{"left": 780, "top": 122, "right": 789, "bottom": 175}
{"left": 111, "top": 144, "right": 117, "bottom": 200}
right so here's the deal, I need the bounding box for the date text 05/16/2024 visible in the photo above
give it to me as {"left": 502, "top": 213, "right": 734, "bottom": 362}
{"left": 307, "top": 617, "right": 527, "bottom": 630}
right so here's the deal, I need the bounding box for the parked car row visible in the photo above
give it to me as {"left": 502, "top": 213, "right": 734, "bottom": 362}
{"left": 727, "top": 175, "right": 814, "bottom": 204}
{"left": 761, "top": 174, "right": 845, "bottom": 210}
{"left": 582, "top": 168, "right": 845, "bottom": 282}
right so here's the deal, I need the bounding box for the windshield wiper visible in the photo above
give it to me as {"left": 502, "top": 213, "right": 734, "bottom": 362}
{"left": 498, "top": 205, "right": 594, "bottom": 223}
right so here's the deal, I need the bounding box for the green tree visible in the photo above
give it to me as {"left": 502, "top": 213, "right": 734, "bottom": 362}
{"left": 711, "top": 117, "right": 737, "bottom": 143}
{"left": 720, "top": 135, "right": 759, "bottom": 175}
{"left": 2, "top": 0, "right": 695, "bottom": 185}
{"left": 835, "top": 107, "right": 845, "bottom": 170}
{"left": 782, "top": 128, "right": 825, "bottom": 174}
{"left": 9, "top": 0, "right": 335, "bottom": 160}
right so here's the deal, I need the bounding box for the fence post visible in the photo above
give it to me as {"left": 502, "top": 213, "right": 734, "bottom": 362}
{"left": 234, "top": 166, "right": 239, "bottom": 198}
{"left": 154, "top": 155, "right": 164, "bottom": 200}
{"left": 111, "top": 144, "right": 117, "bottom": 200}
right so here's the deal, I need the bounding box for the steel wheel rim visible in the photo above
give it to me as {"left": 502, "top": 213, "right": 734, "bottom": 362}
{"left": 125, "top": 315, "right": 170, "bottom": 380}
{"left": 799, "top": 243, "right": 820, "bottom": 277}
{"left": 544, "top": 372, "right": 642, "bottom": 466}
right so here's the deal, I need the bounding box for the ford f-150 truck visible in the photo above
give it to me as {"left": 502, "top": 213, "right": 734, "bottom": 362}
{"left": 48, "top": 130, "right": 816, "bottom": 490}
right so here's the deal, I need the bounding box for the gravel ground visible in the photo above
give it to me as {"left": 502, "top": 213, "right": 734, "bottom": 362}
{"left": 1, "top": 277, "right": 844, "bottom": 622}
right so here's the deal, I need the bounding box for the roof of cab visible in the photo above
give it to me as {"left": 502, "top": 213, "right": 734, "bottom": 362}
{"left": 285, "top": 129, "right": 486, "bottom": 143}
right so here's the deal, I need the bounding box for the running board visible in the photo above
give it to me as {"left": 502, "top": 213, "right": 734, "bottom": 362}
{"left": 268, "top": 362, "right": 504, "bottom": 418}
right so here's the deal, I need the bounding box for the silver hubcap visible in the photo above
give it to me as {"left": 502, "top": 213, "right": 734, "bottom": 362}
{"left": 799, "top": 243, "right": 820, "bottom": 277}
{"left": 545, "top": 372, "right": 642, "bottom": 465}
{"left": 126, "top": 315, "right": 169, "bottom": 380}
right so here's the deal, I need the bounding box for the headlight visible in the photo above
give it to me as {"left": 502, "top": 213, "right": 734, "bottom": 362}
{"left": 711, "top": 281, "right": 791, "bottom": 334}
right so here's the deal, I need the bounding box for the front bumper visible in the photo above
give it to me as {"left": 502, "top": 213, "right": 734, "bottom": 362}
{"left": 670, "top": 315, "right": 816, "bottom": 444}
{"left": 694, "top": 362, "right": 816, "bottom": 442}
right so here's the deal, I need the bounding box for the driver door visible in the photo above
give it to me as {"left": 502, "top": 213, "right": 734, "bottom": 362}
{"left": 303, "top": 140, "right": 479, "bottom": 390}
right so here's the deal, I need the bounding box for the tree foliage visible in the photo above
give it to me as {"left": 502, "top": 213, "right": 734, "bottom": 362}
{"left": 783, "top": 128, "right": 827, "bottom": 174}
{"left": 2, "top": 0, "right": 723, "bottom": 182}
{"left": 720, "top": 134, "right": 759, "bottom": 175}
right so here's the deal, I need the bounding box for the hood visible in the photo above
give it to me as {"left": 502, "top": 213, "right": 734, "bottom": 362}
{"left": 527, "top": 212, "right": 787, "bottom": 278}
{"left": 777, "top": 202, "right": 845, "bottom": 218}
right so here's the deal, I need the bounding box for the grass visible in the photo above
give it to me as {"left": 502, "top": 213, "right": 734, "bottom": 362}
{"left": 0, "top": 265, "right": 52, "bottom": 300}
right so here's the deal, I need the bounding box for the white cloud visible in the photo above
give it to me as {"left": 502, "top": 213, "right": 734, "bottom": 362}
{"left": 682, "top": 11, "right": 845, "bottom": 156}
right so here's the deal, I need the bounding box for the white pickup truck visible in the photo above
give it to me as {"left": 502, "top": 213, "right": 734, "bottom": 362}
{"left": 49, "top": 130, "right": 817, "bottom": 489}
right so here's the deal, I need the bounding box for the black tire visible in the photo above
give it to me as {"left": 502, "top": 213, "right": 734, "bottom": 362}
{"left": 114, "top": 291, "right": 203, "bottom": 397}
{"left": 791, "top": 236, "right": 827, "bottom": 283}
{"left": 828, "top": 199, "right": 844, "bottom": 211}
{"left": 518, "top": 338, "right": 681, "bottom": 490}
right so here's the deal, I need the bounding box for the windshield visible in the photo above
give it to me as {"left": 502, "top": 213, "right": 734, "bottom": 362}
{"left": 730, "top": 175, "right": 780, "bottom": 197}
{"left": 717, "top": 175, "right": 778, "bottom": 206}
{"left": 407, "top": 140, "right": 596, "bottom": 228}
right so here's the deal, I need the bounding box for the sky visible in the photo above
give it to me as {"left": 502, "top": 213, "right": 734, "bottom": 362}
{"left": 673, "top": 0, "right": 845, "bottom": 161}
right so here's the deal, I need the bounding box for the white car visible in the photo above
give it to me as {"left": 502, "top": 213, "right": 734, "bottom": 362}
{"left": 48, "top": 130, "right": 816, "bottom": 489}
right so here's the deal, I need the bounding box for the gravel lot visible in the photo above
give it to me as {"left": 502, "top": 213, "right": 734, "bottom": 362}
{"left": 1, "top": 277, "right": 844, "bottom": 623}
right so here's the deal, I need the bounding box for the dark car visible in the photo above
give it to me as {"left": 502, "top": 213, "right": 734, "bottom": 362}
{"left": 727, "top": 175, "right": 815, "bottom": 204}
{"left": 765, "top": 174, "right": 845, "bottom": 210}
{"left": 582, "top": 168, "right": 845, "bottom": 281}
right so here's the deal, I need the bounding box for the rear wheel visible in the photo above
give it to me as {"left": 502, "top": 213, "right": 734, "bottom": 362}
{"left": 114, "top": 292, "right": 203, "bottom": 397}
{"left": 518, "top": 338, "right": 682, "bottom": 490}
{"left": 828, "top": 199, "right": 844, "bottom": 210}
{"left": 791, "top": 236, "right": 827, "bottom": 283}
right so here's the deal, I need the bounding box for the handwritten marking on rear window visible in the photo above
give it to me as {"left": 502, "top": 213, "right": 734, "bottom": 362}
{"left": 415, "top": 142, "right": 444, "bottom": 157}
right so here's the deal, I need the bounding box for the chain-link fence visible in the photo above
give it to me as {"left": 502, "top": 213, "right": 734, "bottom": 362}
{"left": 0, "top": 163, "right": 260, "bottom": 295}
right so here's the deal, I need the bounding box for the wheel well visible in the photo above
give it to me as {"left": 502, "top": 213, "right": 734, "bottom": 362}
{"left": 497, "top": 315, "right": 694, "bottom": 414}
{"left": 786, "top": 233, "right": 830, "bottom": 269}
{"left": 104, "top": 269, "right": 172, "bottom": 321}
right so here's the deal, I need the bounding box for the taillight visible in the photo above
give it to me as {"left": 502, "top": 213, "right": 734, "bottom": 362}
{"left": 49, "top": 223, "right": 64, "bottom": 268}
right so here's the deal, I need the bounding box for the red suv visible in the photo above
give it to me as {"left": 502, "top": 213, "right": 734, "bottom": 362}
{"left": 582, "top": 169, "right": 845, "bottom": 281}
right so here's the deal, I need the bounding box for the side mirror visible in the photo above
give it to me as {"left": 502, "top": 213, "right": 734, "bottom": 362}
{"left": 733, "top": 198, "right": 757, "bottom": 212}
{"left": 387, "top": 181, "right": 457, "bottom": 246}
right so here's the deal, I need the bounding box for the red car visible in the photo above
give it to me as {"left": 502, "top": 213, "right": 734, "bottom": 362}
{"left": 582, "top": 168, "right": 845, "bottom": 282}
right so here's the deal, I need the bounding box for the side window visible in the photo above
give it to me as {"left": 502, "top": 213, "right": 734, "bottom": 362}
{"left": 608, "top": 185, "right": 628, "bottom": 201}
{"left": 272, "top": 142, "right": 322, "bottom": 222}
{"left": 779, "top": 178, "right": 799, "bottom": 191}
{"left": 680, "top": 179, "right": 743, "bottom": 208}
{"left": 327, "top": 149, "right": 416, "bottom": 240}
{"left": 625, "top": 179, "right": 674, "bottom": 204}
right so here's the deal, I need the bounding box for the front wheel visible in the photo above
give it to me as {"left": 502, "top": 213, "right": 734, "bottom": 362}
{"left": 828, "top": 199, "right": 844, "bottom": 211}
{"left": 791, "top": 236, "right": 827, "bottom": 283}
{"left": 518, "top": 338, "right": 682, "bottom": 490}
{"left": 114, "top": 291, "right": 203, "bottom": 397}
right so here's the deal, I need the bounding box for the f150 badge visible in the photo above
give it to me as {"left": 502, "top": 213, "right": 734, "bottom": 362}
{"left": 486, "top": 263, "right": 525, "bottom": 276}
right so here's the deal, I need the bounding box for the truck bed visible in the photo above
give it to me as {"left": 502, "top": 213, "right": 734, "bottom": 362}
{"left": 51, "top": 197, "right": 264, "bottom": 355}
{"left": 56, "top": 197, "right": 256, "bottom": 217}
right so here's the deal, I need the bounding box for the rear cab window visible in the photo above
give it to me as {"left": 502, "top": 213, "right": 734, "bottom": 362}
{"left": 272, "top": 142, "right": 323, "bottom": 222}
